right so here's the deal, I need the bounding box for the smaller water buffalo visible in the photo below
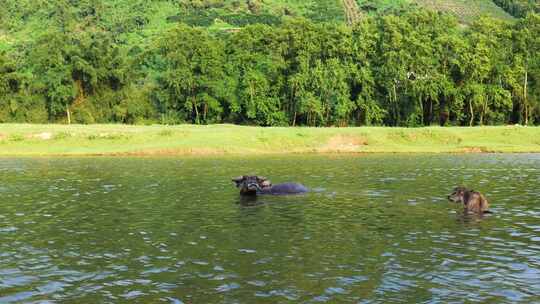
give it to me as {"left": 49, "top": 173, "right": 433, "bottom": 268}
{"left": 232, "top": 175, "right": 308, "bottom": 196}
{"left": 448, "top": 186, "right": 491, "bottom": 214}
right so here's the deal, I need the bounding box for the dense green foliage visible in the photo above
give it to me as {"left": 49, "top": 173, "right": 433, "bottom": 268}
{"left": 493, "top": 0, "right": 539, "bottom": 18}
{"left": 0, "top": 1, "right": 539, "bottom": 126}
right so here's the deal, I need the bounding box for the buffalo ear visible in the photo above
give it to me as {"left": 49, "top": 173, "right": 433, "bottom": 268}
{"left": 261, "top": 180, "right": 272, "bottom": 188}
{"left": 232, "top": 176, "right": 244, "bottom": 182}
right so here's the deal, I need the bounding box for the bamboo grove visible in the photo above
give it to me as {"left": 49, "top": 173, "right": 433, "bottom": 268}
{"left": 1, "top": 8, "right": 539, "bottom": 126}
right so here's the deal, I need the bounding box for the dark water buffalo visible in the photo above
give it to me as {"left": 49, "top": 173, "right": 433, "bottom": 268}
{"left": 232, "top": 175, "right": 308, "bottom": 196}
{"left": 448, "top": 186, "right": 491, "bottom": 214}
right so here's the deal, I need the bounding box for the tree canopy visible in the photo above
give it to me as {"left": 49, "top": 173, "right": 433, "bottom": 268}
{"left": 0, "top": 2, "right": 539, "bottom": 126}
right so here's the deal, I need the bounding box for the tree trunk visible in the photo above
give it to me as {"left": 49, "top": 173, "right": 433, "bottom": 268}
{"left": 393, "top": 83, "right": 398, "bottom": 126}
{"left": 193, "top": 101, "right": 199, "bottom": 124}
{"left": 203, "top": 103, "right": 208, "bottom": 123}
{"left": 73, "top": 80, "right": 85, "bottom": 107}
{"left": 290, "top": 86, "right": 296, "bottom": 126}
{"left": 67, "top": 79, "right": 85, "bottom": 125}
{"left": 479, "top": 111, "right": 484, "bottom": 126}
{"left": 479, "top": 100, "right": 487, "bottom": 126}
{"left": 419, "top": 96, "right": 424, "bottom": 125}
{"left": 66, "top": 105, "right": 71, "bottom": 125}
{"left": 429, "top": 99, "right": 433, "bottom": 126}
{"left": 439, "top": 96, "right": 448, "bottom": 126}
{"left": 469, "top": 101, "right": 474, "bottom": 126}
{"left": 524, "top": 69, "right": 528, "bottom": 125}
{"left": 325, "top": 106, "right": 330, "bottom": 126}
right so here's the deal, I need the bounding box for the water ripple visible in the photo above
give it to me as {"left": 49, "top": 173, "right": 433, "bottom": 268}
{"left": 0, "top": 155, "right": 539, "bottom": 303}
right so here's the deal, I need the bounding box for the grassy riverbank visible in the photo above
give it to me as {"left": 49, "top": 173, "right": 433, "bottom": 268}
{"left": 0, "top": 124, "right": 539, "bottom": 156}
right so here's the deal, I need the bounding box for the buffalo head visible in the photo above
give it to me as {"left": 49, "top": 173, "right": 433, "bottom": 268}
{"left": 232, "top": 175, "right": 272, "bottom": 195}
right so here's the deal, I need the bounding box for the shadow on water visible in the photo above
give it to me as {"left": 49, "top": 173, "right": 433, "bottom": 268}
{"left": 1, "top": 154, "right": 540, "bottom": 303}
{"left": 236, "top": 195, "right": 263, "bottom": 207}
{"left": 454, "top": 210, "right": 494, "bottom": 225}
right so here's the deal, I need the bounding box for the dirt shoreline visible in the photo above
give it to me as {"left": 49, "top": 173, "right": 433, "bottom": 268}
{"left": 0, "top": 149, "right": 537, "bottom": 158}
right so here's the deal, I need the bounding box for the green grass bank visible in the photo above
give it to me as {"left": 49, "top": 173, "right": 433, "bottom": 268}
{"left": 0, "top": 124, "right": 539, "bottom": 156}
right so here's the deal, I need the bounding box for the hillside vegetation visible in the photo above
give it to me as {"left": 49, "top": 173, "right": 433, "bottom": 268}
{"left": 0, "top": 0, "right": 518, "bottom": 50}
{"left": 0, "top": 1, "right": 538, "bottom": 128}
{"left": 0, "top": 0, "right": 513, "bottom": 45}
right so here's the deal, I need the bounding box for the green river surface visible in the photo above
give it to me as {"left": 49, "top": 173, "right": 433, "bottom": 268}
{"left": 0, "top": 155, "right": 539, "bottom": 303}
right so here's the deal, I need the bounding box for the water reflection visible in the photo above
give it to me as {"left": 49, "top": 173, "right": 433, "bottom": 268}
{"left": 236, "top": 195, "right": 261, "bottom": 207}
{"left": 0, "top": 154, "right": 539, "bottom": 303}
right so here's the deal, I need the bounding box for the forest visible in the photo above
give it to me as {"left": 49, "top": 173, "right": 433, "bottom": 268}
{"left": 0, "top": 0, "right": 539, "bottom": 126}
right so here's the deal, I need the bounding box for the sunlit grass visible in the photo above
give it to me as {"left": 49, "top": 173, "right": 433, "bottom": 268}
{"left": 0, "top": 124, "right": 539, "bottom": 156}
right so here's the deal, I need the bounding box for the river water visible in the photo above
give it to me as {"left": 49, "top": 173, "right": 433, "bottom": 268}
{"left": 0, "top": 155, "right": 539, "bottom": 303}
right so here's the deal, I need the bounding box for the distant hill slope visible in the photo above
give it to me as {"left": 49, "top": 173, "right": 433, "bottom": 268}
{"left": 357, "top": 0, "right": 513, "bottom": 23}
{"left": 413, "top": 0, "right": 513, "bottom": 23}
{"left": 0, "top": 0, "right": 515, "bottom": 51}
{"left": 0, "top": 0, "right": 346, "bottom": 49}
{"left": 164, "top": 0, "right": 513, "bottom": 27}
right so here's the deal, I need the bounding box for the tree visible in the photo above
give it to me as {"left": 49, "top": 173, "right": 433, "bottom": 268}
{"left": 510, "top": 13, "right": 540, "bottom": 124}
{"left": 460, "top": 17, "right": 513, "bottom": 125}
{"left": 226, "top": 23, "right": 287, "bottom": 125}
{"left": 151, "top": 24, "right": 227, "bottom": 124}
{"left": 30, "top": 28, "right": 126, "bottom": 123}
{"left": 374, "top": 15, "right": 415, "bottom": 126}
{"left": 351, "top": 18, "right": 384, "bottom": 126}
{"left": 0, "top": 53, "right": 21, "bottom": 121}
